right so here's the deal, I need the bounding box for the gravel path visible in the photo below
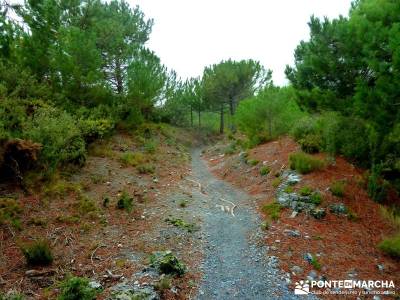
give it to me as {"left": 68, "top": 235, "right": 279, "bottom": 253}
{"left": 189, "top": 148, "right": 302, "bottom": 300}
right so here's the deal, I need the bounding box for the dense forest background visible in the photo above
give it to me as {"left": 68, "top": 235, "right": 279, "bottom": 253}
{"left": 0, "top": 0, "right": 399, "bottom": 204}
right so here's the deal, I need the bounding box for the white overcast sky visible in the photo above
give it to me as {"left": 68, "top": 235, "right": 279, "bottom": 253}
{"left": 129, "top": 0, "right": 353, "bottom": 86}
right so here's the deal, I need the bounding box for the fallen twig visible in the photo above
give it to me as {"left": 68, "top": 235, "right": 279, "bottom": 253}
{"left": 186, "top": 178, "right": 207, "bottom": 194}
{"left": 91, "top": 244, "right": 106, "bottom": 265}
{"left": 7, "top": 225, "right": 15, "bottom": 237}
{"left": 219, "top": 197, "right": 237, "bottom": 217}
{"left": 105, "top": 269, "right": 123, "bottom": 280}
{"left": 323, "top": 168, "right": 354, "bottom": 177}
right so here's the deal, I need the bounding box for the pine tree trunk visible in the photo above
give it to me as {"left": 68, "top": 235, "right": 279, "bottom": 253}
{"left": 115, "top": 58, "right": 124, "bottom": 95}
{"left": 190, "top": 105, "right": 193, "bottom": 127}
{"left": 229, "top": 99, "right": 236, "bottom": 132}
{"left": 198, "top": 109, "right": 201, "bottom": 128}
{"left": 220, "top": 104, "right": 224, "bottom": 134}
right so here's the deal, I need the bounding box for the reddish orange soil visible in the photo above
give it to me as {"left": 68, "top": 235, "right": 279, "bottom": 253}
{"left": 205, "top": 136, "right": 400, "bottom": 299}
{"left": 0, "top": 129, "right": 201, "bottom": 299}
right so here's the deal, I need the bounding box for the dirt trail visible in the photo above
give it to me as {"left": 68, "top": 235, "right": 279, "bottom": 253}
{"left": 188, "top": 148, "right": 301, "bottom": 300}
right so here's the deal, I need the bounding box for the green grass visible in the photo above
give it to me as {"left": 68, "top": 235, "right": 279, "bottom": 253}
{"left": 299, "top": 186, "right": 313, "bottom": 196}
{"left": 21, "top": 239, "right": 53, "bottom": 266}
{"left": 56, "top": 215, "right": 80, "bottom": 224}
{"left": 380, "top": 206, "right": 400, "bottom": 230}
{"left": 43, "top": 180, "right": 82, "bottom": 198}
{"left": 289, "top": 152, "right": 325, "bottom": 174}
{"left": 378, "top": 234, "right": 400, "bottom": 258}
{"left": 58, "top": 276, "right": 97, "bottom": 300}
{"left": 154, "top": 275, "right": 172, "bottom": 291}
{"left": 0, "top": 292, "right": 25, "bottom": 300}
{"left": 28, "top": 217, "right": 47, "bottom": 227}
{"left": 77, "top": 195, "right": 97, "bottom": 216}
{"left": 224, "top": 143, "right": 237, "bottom": 155}
{"left": 88, "top": 141, "right": 114, "bottom": 158}
{"left": 144, "top": 139, "right": 157, "bottom": 154}
{"left": 0, "top": 197, "right": 22, "bottom": 229}
{"left": 330, "top": 180, "right": 346, "bottom": 197}
{"left": 310, "top": 255, "right": 322, "bottom": 270}
{"left": 120, "top": 151, "right": 146, "bottom": 167}
{"left": 284, "top": 186, "right": 294, "bottom": 193}
{"left": 272, "top": 177, "right": 282, "bottom": 188}
{"left": 298, "top": 134, "right": 321, "bottom": 154}
{"left": 262, "top": 202, "right": 283, "bottom": 220}
{"left": 117, "top": 191, "right": 134, "bottom": 212}
{"left": 137, "top": 163, "right": 155, "bottom": 174}
{"left": 260, "top": 166, "right": 270, "bottom": 176}
{"left": 165, "top": 217, "right": 197, "bottom": 233}
{"left": 178, "top": 200, "right": 188, "bottom": 208}
{"left": 89, "top": 174, "right": 105, "bottom": 184}
{"left": 347, "top": 209, "right": 360, "bottom": 221}
{"left": 247, "top": 158, "right": 259, "bottom": 166}
{"left": 261, "top": 220, "right": 270, "bottom": 230}
{"left": 310, "top": 192, "right": 323, "bottom": 205}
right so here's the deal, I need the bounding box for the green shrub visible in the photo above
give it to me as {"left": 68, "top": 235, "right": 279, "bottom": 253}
{"left": 310, "top": 192, "right": 323, "bottom": 205}
{"left": 260, "top": 166, "right": 270, "bottom": 176}
{"left": 0, "top": 197, "right": 22, "bottom": 228}
{"left": 137, "top": 163, "right": 155, "bottom": 174}
{"left": 368, "top": 167, "right": 389, "bottom": 203}
{"left": 0, "top": 98, "right": 47, "bottom": 138}
{"left": 262, "top": 202, "right": 283, "bottom": 220}
{"left": 293, "top": 113, "right": 374, "bottom": 168}
{"left": 289, "top": 152, "right": 325, "bottom": 174}
{"left": 120, "top": 151, "right": 145, "bottom": 167}
{"left": 58, "top": 276, "right": 97, "bottom": 300}
{"left": 298, "top": 134, "right": 322, "bottom": 153}
{"left": 77, "top": 195, "right": 97, "bottom": 215}
{"left": 224, "top": 143, "right": 237, "bottom": 155}
{"left": 102, "top": 196, "right": 110, "bottom": 208}
{"left": 117, "top": 192, "right": 134, "bottom": 212}
{"left": 317, "top": 113, "right": 372, "bottom": 166}
{"left": 331, "top": 117, "right": 371, "bottom": 165}
{"left": 247, "top": 159, "right": 259, "bottom": 166}
{"left": 299, "top": 186, "right": 313, "bottom": 196}
{"left": 291, "top": 116, "right": 318, "bottom": 141}
{"left": 43, "top": 180, "right": 82, "bottom": 198}
{"left": 117, "top": 104, "right": 144, "bottom": 130}
{"left": 330, "top": 180, "right": 346, "bottom": 198}
{"left": 24, "top": 107, "right": 86, "bottom": 170}
{"left": 310, "top": 255, "right": 322, "bottom": 270}
{"left": 236, "top": 87, "right": 304, "bottom": 144}
{"left": 78, "top": 118, "right": 114, "bottom": 142}
{"left": 0, "top": 292, "right": 25, "bottom": 300}
{"left": 150, "top": 251, "right": 186, "bottom": 276}
{"left": 378, "top": 234, "right": 400, "bottom": 258}
{"left": 21, "top": 239, "right": 53, "bottom": 266}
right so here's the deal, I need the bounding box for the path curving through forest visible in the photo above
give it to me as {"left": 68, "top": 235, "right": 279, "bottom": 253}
{"left": 189, "top": 148, "right": 304, "bottom": 300}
